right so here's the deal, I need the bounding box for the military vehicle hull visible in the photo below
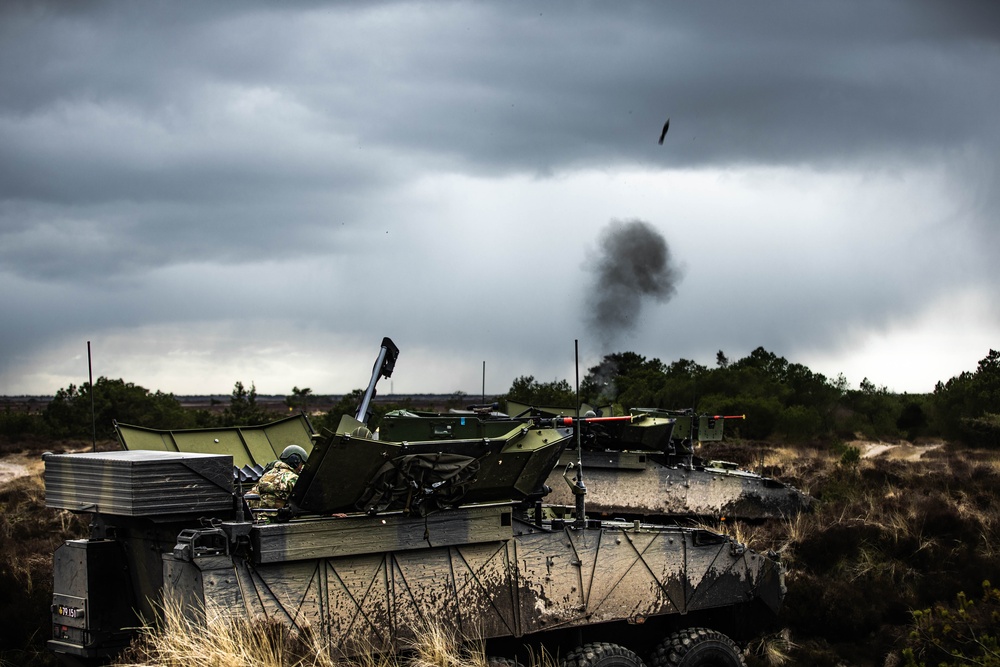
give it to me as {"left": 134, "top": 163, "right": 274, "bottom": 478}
{"left": 169, "top": 510, "right": 783, "bottom": 656}
{"left": 544, "top": 450, "right": 813, "bottom": 520}
{"left": 46, "top": 450, "right": 784, "bottom": 663}
{"left": 48, "top": 340, "right": 785, "bottom": 664}
{"left": 508, "top": 402, "right": 814, "bottom": 521}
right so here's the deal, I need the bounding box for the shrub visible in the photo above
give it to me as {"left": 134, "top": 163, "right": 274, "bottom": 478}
{"left": 776, "top": 405, "right": 822, "bottom": 441}
{"left": 44, "top": 377, "right": 193, "bottom": 438}
{"left": 901, "top": 581, "right": 1000, "bottom": 667}
{"left": 0, "top": 408, "right": 49, "bottom": 439}
{"left": 959, "top": 413, "right": 1000, "bottom": 448}
{"left": 838, "top": 445, "right": 861, "bottom": 468}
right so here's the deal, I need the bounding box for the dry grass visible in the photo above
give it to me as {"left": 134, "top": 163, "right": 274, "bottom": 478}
{"left": 776, "top": 512, "right": 810, "bottom": 555}
{"left": 115, "top": 600, "right": 520, "bottom": 667}
{"left": 706, "top": 517, "right": 768, "bottom": 553}
{"left": 403, "top": 622, "right": 491, "bottom": 667}
{"left": 761, "top": 444, "right": 822, "bottom": 492}
{"left": 117, "top": 597, "right": 339, "bottom": 667}
{"left": 745, "top": 629, "right": 798, "bottom": 667}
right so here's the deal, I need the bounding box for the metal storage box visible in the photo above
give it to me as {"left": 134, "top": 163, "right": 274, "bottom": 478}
{"left": 44, "top": 450, "right": 233, "bottom": 516}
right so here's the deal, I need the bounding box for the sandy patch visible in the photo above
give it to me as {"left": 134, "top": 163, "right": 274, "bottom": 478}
{"left": 0, "top": 461, "right": 28, "bottom": 485}
{"left": 854, "top": 439, "right": 944, "bottom": 462}
{"left": 0, "top": 460, "right": 30, "bottom": 485}
{"left": 0, "top": 453, "right": 47, "bottom": 485}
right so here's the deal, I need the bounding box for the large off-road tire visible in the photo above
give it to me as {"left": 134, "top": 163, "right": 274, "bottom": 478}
{"left": 648, "top": 628, "right": 745, "bottom": 667}
{"left": 562, "top": 642, "right": 646, "bottom": 667}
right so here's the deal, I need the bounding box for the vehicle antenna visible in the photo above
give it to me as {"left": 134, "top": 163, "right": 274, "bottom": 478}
{"left": 574, "top": 339, "right": 586, "bottom": 527}
{"left": 482, "top": 360, "right": 486, "bottom": 406}
{"left": 88, "top": 341, "right": 96, "bottom": 453}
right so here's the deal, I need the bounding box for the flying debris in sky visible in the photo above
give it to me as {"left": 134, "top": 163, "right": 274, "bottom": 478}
{"left": 658, "top": 118, "right": 670, "bottom": 145}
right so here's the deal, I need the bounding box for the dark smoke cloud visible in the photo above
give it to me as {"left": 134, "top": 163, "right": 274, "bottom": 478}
{"left": 585, "top": 219, "right": 681, "bottom": 349}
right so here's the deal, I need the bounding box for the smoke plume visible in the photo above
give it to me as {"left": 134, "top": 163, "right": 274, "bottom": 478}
{"left": 584, "top": 219, "right": 681, "bottom": 349}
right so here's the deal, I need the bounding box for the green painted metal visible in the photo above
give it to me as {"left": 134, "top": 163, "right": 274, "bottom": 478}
{"left": 115, "top": 414, "right": 315, "bottom": 469}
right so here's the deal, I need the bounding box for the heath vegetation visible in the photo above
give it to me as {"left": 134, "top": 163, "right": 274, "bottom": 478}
{"left": 1, "top": 347, "right": 998, "bottom": 666}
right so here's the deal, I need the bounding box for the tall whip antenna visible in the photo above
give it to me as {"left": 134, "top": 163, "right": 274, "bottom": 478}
{"left": 574, "top": 339, "right": 586, "bottom": 526}
{"left": 88, "top": 341, "right": 96, "bottom": 452}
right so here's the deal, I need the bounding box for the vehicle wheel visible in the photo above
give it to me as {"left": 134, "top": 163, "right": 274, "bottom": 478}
{"left": 562, "top": 642, "right": 646, "bottom": 667}
{"left": 648, "top": 628, "right": 745, "bottom": 667}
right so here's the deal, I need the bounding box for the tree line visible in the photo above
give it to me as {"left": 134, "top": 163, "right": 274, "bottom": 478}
{"left": 501, "top": 347, "right": 1000, "bottom": 445}
{"left": 2, "top": 347, "right": 998, "bottom": 446}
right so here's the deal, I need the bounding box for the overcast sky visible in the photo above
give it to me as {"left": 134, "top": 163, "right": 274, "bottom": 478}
{"left": 2, "top": 1, "right": 998, "bottom": 397}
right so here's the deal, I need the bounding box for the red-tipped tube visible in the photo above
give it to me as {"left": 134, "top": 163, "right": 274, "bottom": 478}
{"left": 549, "top": 415, "right": 636, "bottom": 426}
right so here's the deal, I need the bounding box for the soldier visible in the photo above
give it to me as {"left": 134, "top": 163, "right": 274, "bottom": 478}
{"left": 249, "top": 444, "right": 308, "bottom": 511}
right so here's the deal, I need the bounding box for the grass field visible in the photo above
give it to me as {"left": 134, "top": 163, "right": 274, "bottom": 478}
{"left": 2, "top": 434, "right": 998, "bottom": 667}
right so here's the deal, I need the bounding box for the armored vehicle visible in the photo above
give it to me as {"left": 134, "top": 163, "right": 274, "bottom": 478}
{"left": 47, "top": 338, "right": 785, "bottom": 666}
{"left": 509, "top": 403, "right": 813, "bottom": 521}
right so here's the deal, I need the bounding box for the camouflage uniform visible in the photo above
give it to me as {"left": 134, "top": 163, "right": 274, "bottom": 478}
{"left": 249, "top": 460, "right": 300, "bottom": 510}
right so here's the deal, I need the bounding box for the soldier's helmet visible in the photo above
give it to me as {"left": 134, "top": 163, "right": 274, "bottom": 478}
{"left": 279, "top": 444, "right": 308, "bottom": 469}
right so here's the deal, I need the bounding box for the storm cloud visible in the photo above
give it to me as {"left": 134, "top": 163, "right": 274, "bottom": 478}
{"left": 1, "top": 1, "right": 998, "bottom": 396}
